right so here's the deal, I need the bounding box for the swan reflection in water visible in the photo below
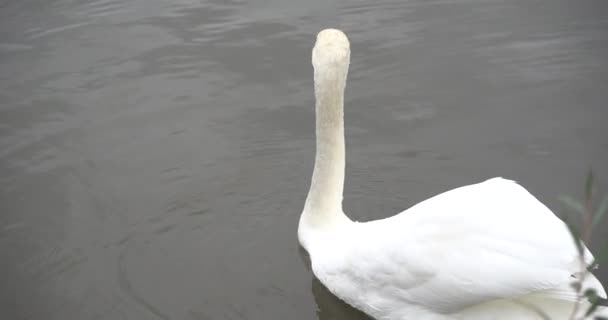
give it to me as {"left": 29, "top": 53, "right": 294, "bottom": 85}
{"left": 312, "top": 277, "right": 371, "bottom": 320}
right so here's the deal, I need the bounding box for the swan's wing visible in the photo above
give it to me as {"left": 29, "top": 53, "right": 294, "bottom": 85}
{"left": 347, "top": 178, "right": 598, "bottom": 312}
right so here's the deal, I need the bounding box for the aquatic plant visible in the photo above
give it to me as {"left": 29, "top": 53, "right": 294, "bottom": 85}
{"left": 560, "top": 171, "right": 608, "bottom": 320}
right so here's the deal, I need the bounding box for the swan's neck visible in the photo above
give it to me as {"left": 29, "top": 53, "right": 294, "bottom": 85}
{"left": 301, "top": 63, "right": 351, "bottom": 234}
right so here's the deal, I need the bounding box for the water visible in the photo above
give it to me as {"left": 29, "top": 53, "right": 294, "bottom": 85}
{"left": 1, "top": 0, "right": 607, "bottom": 319}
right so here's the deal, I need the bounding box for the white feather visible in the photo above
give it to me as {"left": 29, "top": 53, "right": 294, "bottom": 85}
{"left": 298, "top": 29, "right": 606, "bottom": 320}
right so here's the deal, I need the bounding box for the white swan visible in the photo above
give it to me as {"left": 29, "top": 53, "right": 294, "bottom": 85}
{"left": 298, "top": 28, "right": 607, "bottom": 320}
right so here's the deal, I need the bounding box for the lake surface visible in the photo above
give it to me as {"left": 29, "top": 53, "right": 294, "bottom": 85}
{"left": 1, "top": 0, "right": 607, "bottom": 319}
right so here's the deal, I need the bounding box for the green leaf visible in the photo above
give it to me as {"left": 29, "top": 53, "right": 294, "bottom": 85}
{"left": 559, "top": 195, "right": 586, "bottom": 216}
{"left": 585, "top": 297, "right": 600, "bottom": 317}
{"left": 593, "top": 240, "right": 608, "bottom": 266}
{"left": 565, "top": 220, "right": 584, "bottom": 257}
{"left": 586, "top": 170, "right": 594, "bottom": 201}
{"left": 584, "top": 288, "right": 597, "bottom": 297}
{"left": 593, "top": 195, "right": 608, "bottom": 227}
{"left": 584, "top": 289, "right": 608, "bottom": 318}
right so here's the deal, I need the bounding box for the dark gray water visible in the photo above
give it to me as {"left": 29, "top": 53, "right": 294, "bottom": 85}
{"left": 1, "top": 0, "right": 607, "bottom": 319}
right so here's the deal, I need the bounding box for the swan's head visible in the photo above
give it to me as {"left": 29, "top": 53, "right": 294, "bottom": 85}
{"left": 312, "top": 29, "right": 350, "bottom": 73}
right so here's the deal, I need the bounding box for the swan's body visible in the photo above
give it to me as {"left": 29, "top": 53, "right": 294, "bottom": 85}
{"left": 298, "top": 29, "right": 607, "bottom": 320}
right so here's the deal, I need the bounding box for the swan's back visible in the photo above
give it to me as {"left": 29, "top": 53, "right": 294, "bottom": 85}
{"left": 308, "top": 178, "right": 606, "bottom": 319}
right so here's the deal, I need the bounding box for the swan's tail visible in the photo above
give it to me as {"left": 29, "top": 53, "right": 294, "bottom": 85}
{"left": 459, "top": 297, "right": 608, "bottom": 320}
{"left": 458, "top": 273, "right": 607, "bottom": 319}
{"left": 532, "top": 272, "right": 607, "bottom": 319}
